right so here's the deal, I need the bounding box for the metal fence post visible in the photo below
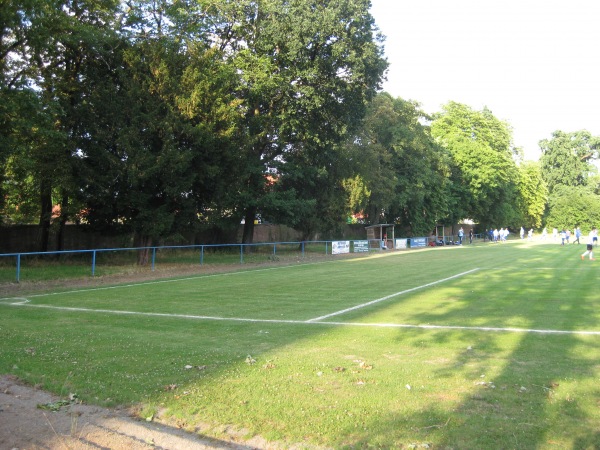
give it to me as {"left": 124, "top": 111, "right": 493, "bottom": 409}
{"left": 16, "top": 254, "right": 21, "bottom": 283}
{"left": 151, "top": 247, "right": 156, "bottom": 271}
{"left": 91, "top": 250, "right": 96, "bottom": 277}
{"left": 200, "top": 246, "right": 204, "bottom": 265}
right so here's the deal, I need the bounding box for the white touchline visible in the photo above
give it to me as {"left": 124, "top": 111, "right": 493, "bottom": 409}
{"left": 306, "top": 268, "right": 481, "bottom": 323}
{"left": 5, "top": 302, "right": 600, "bottom": 335}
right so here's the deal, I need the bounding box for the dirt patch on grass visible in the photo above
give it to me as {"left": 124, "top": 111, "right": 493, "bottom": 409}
{"left": 0, "top": 375, "right": 258, "bottom": 449}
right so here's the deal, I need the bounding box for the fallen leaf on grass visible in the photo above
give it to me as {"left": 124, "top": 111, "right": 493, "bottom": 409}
{"left": 37, "top": 400, "right": 71, "bottom": 411}
{"left": 37, "top": 392, "right": 80, "bottom": 411}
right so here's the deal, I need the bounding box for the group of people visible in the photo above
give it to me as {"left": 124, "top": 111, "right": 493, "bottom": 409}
{"left": 457, "top": 227, "right": 473, "bottom": 245}
{"left": 451, "top": 226, "right": 598, "bottom": 260}
{"left": 552, "top": 226, "right": 598, "bottom": 260}
{"left": 488, "top": 227, "right": 510, "bottom": 243}
{"left": 556, "top": 227, "right": 581, "bottom": 245}
{"left": 519, "top": 227, "right": 536, "bottom": 241}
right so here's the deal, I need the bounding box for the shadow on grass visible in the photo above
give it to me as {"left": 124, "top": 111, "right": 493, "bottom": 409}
{"left": 402, "top": 243, "right": 600, "bottom": 448}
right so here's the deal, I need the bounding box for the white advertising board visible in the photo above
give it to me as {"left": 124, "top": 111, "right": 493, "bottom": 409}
{"left": 332, "top": 241, "right": 350, "bottom": 254}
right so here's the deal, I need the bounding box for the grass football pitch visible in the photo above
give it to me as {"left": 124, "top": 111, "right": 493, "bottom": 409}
{"left": 1, "top": 239, "right": 600, "bottom": 448}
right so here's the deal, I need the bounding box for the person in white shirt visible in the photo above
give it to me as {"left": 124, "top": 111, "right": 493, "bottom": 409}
{"left": 581, "top": 228, "right": 597, "bottom": 260}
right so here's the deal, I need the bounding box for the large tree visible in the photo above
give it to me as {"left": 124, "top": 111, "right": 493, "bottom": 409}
{"left": 72, "top": 0, "right": 387, "bottom": 247}
{"left": 1, "top": 0, "right": 123, "bottom": 249}
{"left": 545, "top": 184, "right": 600, "bottom": 232}
{"left": 342, "top": 93, "right": 451, "bottom": 235}
{"left": 515, "top": 161, "right": 547, "bottom": 228}
{"left": 539, "top": 130, "right": 600, "bottom": 194}
{"left": 205, "top": 0, "right": 387, "bottom": 243}
{"left": 72, "top": 1, "right": 244, "bottom": 262}
{"left": 430, "top": 102, "right": 520, "bottom": 228}
{"left": 539, "top": 130, "right": 600, "bottom": 232}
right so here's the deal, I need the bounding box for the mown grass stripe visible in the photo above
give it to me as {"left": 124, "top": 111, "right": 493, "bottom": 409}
{"left": 306, "top": 268, "right": 480, "bottom": 322}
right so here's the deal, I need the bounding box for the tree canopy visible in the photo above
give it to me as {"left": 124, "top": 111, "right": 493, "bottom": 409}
{"left": 540, "top": 130, "right": 600, "bottom": 231}
{"left": 1, "top": 0, "right": 387, "bottom": 253}
{"left": 342, "top": 93, "right": 451, "bottom": 235}
{"left": 430, "top": 102, "right": 520, "bottom": 228}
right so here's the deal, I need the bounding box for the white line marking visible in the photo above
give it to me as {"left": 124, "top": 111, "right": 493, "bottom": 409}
{"left": 306, "top": 268, "right": 480, "bottom": 322}
{"left": 4, "top": 302, "right": 600, "bottom": 335}
{"left": 0, "top": 297, "right": 29, "bottom": 305}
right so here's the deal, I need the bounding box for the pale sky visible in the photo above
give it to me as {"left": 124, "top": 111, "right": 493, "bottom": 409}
{"left": 369, "top": 0, "right": 600, "bottom": 160}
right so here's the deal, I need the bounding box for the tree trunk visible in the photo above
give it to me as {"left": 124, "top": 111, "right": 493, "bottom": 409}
{"left": 135, "top": 233, "right": 152, "bottom": 266}
{"left": 39, "top": 179, "right": 53, "bottom": 252}
{"left": 241, "top": 207, "right": 256, "bottom": 244}
{"left": 56, "top": 192, "right": 69, "bottom": 252}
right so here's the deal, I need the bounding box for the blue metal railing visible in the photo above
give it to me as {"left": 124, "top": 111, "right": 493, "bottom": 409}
{"left": 0, "top": 240, "right": 393, "bottom": 283}
{"left": 0, "top": 236, "right": 490, "bottom": 283}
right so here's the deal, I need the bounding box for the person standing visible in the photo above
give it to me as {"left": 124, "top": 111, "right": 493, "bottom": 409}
{"left": 581, "top": 228, "right": 597, "bottom": 260}
{"left": 520, "top": 227, "right": 525, "bottom": 240}
{"left": 458, "top": 227, "right": 464, "bottom": 245}
{"left": 469, "top": 228, "right": 473, "bottom": 244}
{"left": 499, "top": 228, "right": 507, "bottom": 242}
{"left": 573, "top": 227, "right": 581, "bottom": 244}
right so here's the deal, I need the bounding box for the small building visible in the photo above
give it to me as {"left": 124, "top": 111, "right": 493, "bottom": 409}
{"left": 365, "top": 224, "right": 395, "bottom": 250}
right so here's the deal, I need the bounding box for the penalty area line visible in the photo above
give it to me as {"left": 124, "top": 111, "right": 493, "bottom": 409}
{"left": 5, "top": 302, "right": 600, "bottom": 335}
{"left": 6, "top": 302, "right": 306, "bottom": 324}
{"left": 306, "top": 268, "right": 480, "bottom": 323}
{"left": 0, "top": 297, "right": 30, "bottom": 305}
